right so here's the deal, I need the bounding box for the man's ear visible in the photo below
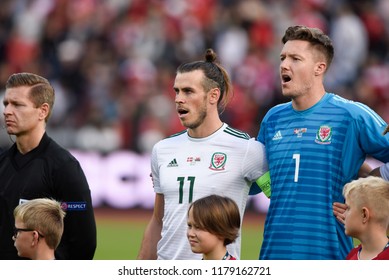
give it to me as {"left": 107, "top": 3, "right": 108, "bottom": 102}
{"left": 209, "top": 88, "right": 220, "bottom": 105}
{"left": 39, "top": 103, "right": 50, "bottom": 121}
{"left": 314, "top": 61, "right": 326, "bottom": 76}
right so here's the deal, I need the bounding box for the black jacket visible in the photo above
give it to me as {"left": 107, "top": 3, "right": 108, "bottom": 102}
{"left": 0, "top": 133, "right": 97, "bottom": 259}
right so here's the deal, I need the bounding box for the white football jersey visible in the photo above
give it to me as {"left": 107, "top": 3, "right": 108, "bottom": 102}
{"left": 152, "top": 123, "right": 268, "bottom": 259}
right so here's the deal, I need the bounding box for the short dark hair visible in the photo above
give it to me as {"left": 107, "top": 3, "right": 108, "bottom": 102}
{"left": 282, "top": 25, "right": 334, "bottom": 69}
{"left": 188, "top": 194, "right": 240, "bottom": 246}
{"left": 177, "top": 49, "right": 233, "bottom": 113}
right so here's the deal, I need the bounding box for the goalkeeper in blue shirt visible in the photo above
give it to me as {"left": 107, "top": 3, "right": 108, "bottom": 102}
{"left": 257, "top": 25, "right": 389, "bottom": 260}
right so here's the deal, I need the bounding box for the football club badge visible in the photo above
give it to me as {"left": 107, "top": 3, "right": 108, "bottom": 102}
{"left": 209, "top": 152, "right": 227, "bottom": 171}
{"left": 315, "top": 125, "right": 332, "bottom": 144}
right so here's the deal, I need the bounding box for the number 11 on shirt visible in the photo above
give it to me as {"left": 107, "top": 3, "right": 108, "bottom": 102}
{"left": 178, "top": 176, "right": 195, "bottom": 203}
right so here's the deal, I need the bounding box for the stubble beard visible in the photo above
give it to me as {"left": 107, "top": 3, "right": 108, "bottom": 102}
{"left": 281, "top": 82, "right": 298, "bottom": 99}
{"left": 184, "top": 102, "right": 208, "bottom": 130}
{"left": 282, "top": 82, "right": 311, "bottom": 101}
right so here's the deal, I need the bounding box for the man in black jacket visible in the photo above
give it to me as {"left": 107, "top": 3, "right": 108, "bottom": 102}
{"left": 0, "top": 72, "right": 96, "bottom": 260}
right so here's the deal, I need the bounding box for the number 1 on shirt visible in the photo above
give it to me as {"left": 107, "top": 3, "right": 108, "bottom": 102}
{"left": 293, "top": 154, "right": 300, "bottom": 182}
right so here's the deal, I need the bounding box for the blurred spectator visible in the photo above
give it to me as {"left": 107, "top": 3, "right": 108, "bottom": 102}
{"left": 324, "top": 3, "right": 368, "bottom": 93}
{"left": 0, "top": 0, "right": 388, "bottom": 154}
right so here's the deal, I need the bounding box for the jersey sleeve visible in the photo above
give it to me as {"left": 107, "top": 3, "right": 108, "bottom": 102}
{"left": 252, "top": 117, "right": 271, "bottom": 197}
{"left": 336, "top": 101, "right": 389, "bottom": 183}
{"left": 53, "top": 159, "right": 97, "bottom": 260}
{"left": 243, "top": 138, "right": 268, "bottom": 184}
{"left": 257, "top": 119, "right": 267, "bottom": 145}
{"left": 151, "top": 143, "right": 162, "bottom": 194}
{"left": 354, "top": 103, "right": 389, "bottom": 162}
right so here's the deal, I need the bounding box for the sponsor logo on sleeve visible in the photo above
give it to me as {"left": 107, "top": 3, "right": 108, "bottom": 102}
{"left": 19, "top": 199, "right": 30, "bottom": 205}
{"left": 61, "top": 201, "right": 87, "bottom": 211}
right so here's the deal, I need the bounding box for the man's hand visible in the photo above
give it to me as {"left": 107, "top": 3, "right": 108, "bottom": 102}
{"left": 333, "top": 202, "right": 347, "bottom": 224}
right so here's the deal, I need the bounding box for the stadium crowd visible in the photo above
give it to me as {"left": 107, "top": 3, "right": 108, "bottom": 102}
{"left": 0, "top": 0, "right": 389, "bottom": 154}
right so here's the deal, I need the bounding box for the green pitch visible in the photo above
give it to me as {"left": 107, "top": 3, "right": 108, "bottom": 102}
{"left": 93, "top": 212, "right": 264, "bottom": 260}
{"left": 92, "top": 210, "right": 361, "bottom": 260}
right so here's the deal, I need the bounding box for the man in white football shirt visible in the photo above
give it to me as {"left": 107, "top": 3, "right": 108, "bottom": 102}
{"left": 137, "top": 49, "right": 269, "bottom": 260}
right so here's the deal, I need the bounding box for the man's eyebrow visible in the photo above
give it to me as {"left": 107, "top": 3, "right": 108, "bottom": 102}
{"left": 174, "top": 86, "right": 194, "bottom": 92}
{"left": 282, "top": 52, "right": 302, "bottom": 58}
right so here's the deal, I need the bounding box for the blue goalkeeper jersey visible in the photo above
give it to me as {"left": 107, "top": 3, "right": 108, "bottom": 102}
{"left": 258, "top": 93, "right": 389, "bottom": 260}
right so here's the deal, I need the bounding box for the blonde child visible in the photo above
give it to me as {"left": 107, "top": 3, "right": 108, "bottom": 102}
{"left": 13, "top": 198, "right": 66, "bottom": 260}
{"left": 343, "top": 176, "right": 389, "bottom": 260}
{"left": 187, "top": 195, "right": 240, "bottom": 260}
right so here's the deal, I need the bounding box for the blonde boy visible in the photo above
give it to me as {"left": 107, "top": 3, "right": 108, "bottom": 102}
{"left": 343, "top": 176, "right": 389, "bottom": 260}
{"left": 13, "top": 198, "right": 66, "bottom": 260}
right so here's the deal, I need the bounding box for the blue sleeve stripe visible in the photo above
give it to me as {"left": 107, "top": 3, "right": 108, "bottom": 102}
{"left": 354, "top": 102, "right": 386, "bottom": 126}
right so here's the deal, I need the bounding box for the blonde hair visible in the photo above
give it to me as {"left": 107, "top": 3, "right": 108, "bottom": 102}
{"left": 14, "top": 198, "right": 66, "bottom": 249}
{"left": 343, "top": 176, "right": 389, "bottom": 227}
